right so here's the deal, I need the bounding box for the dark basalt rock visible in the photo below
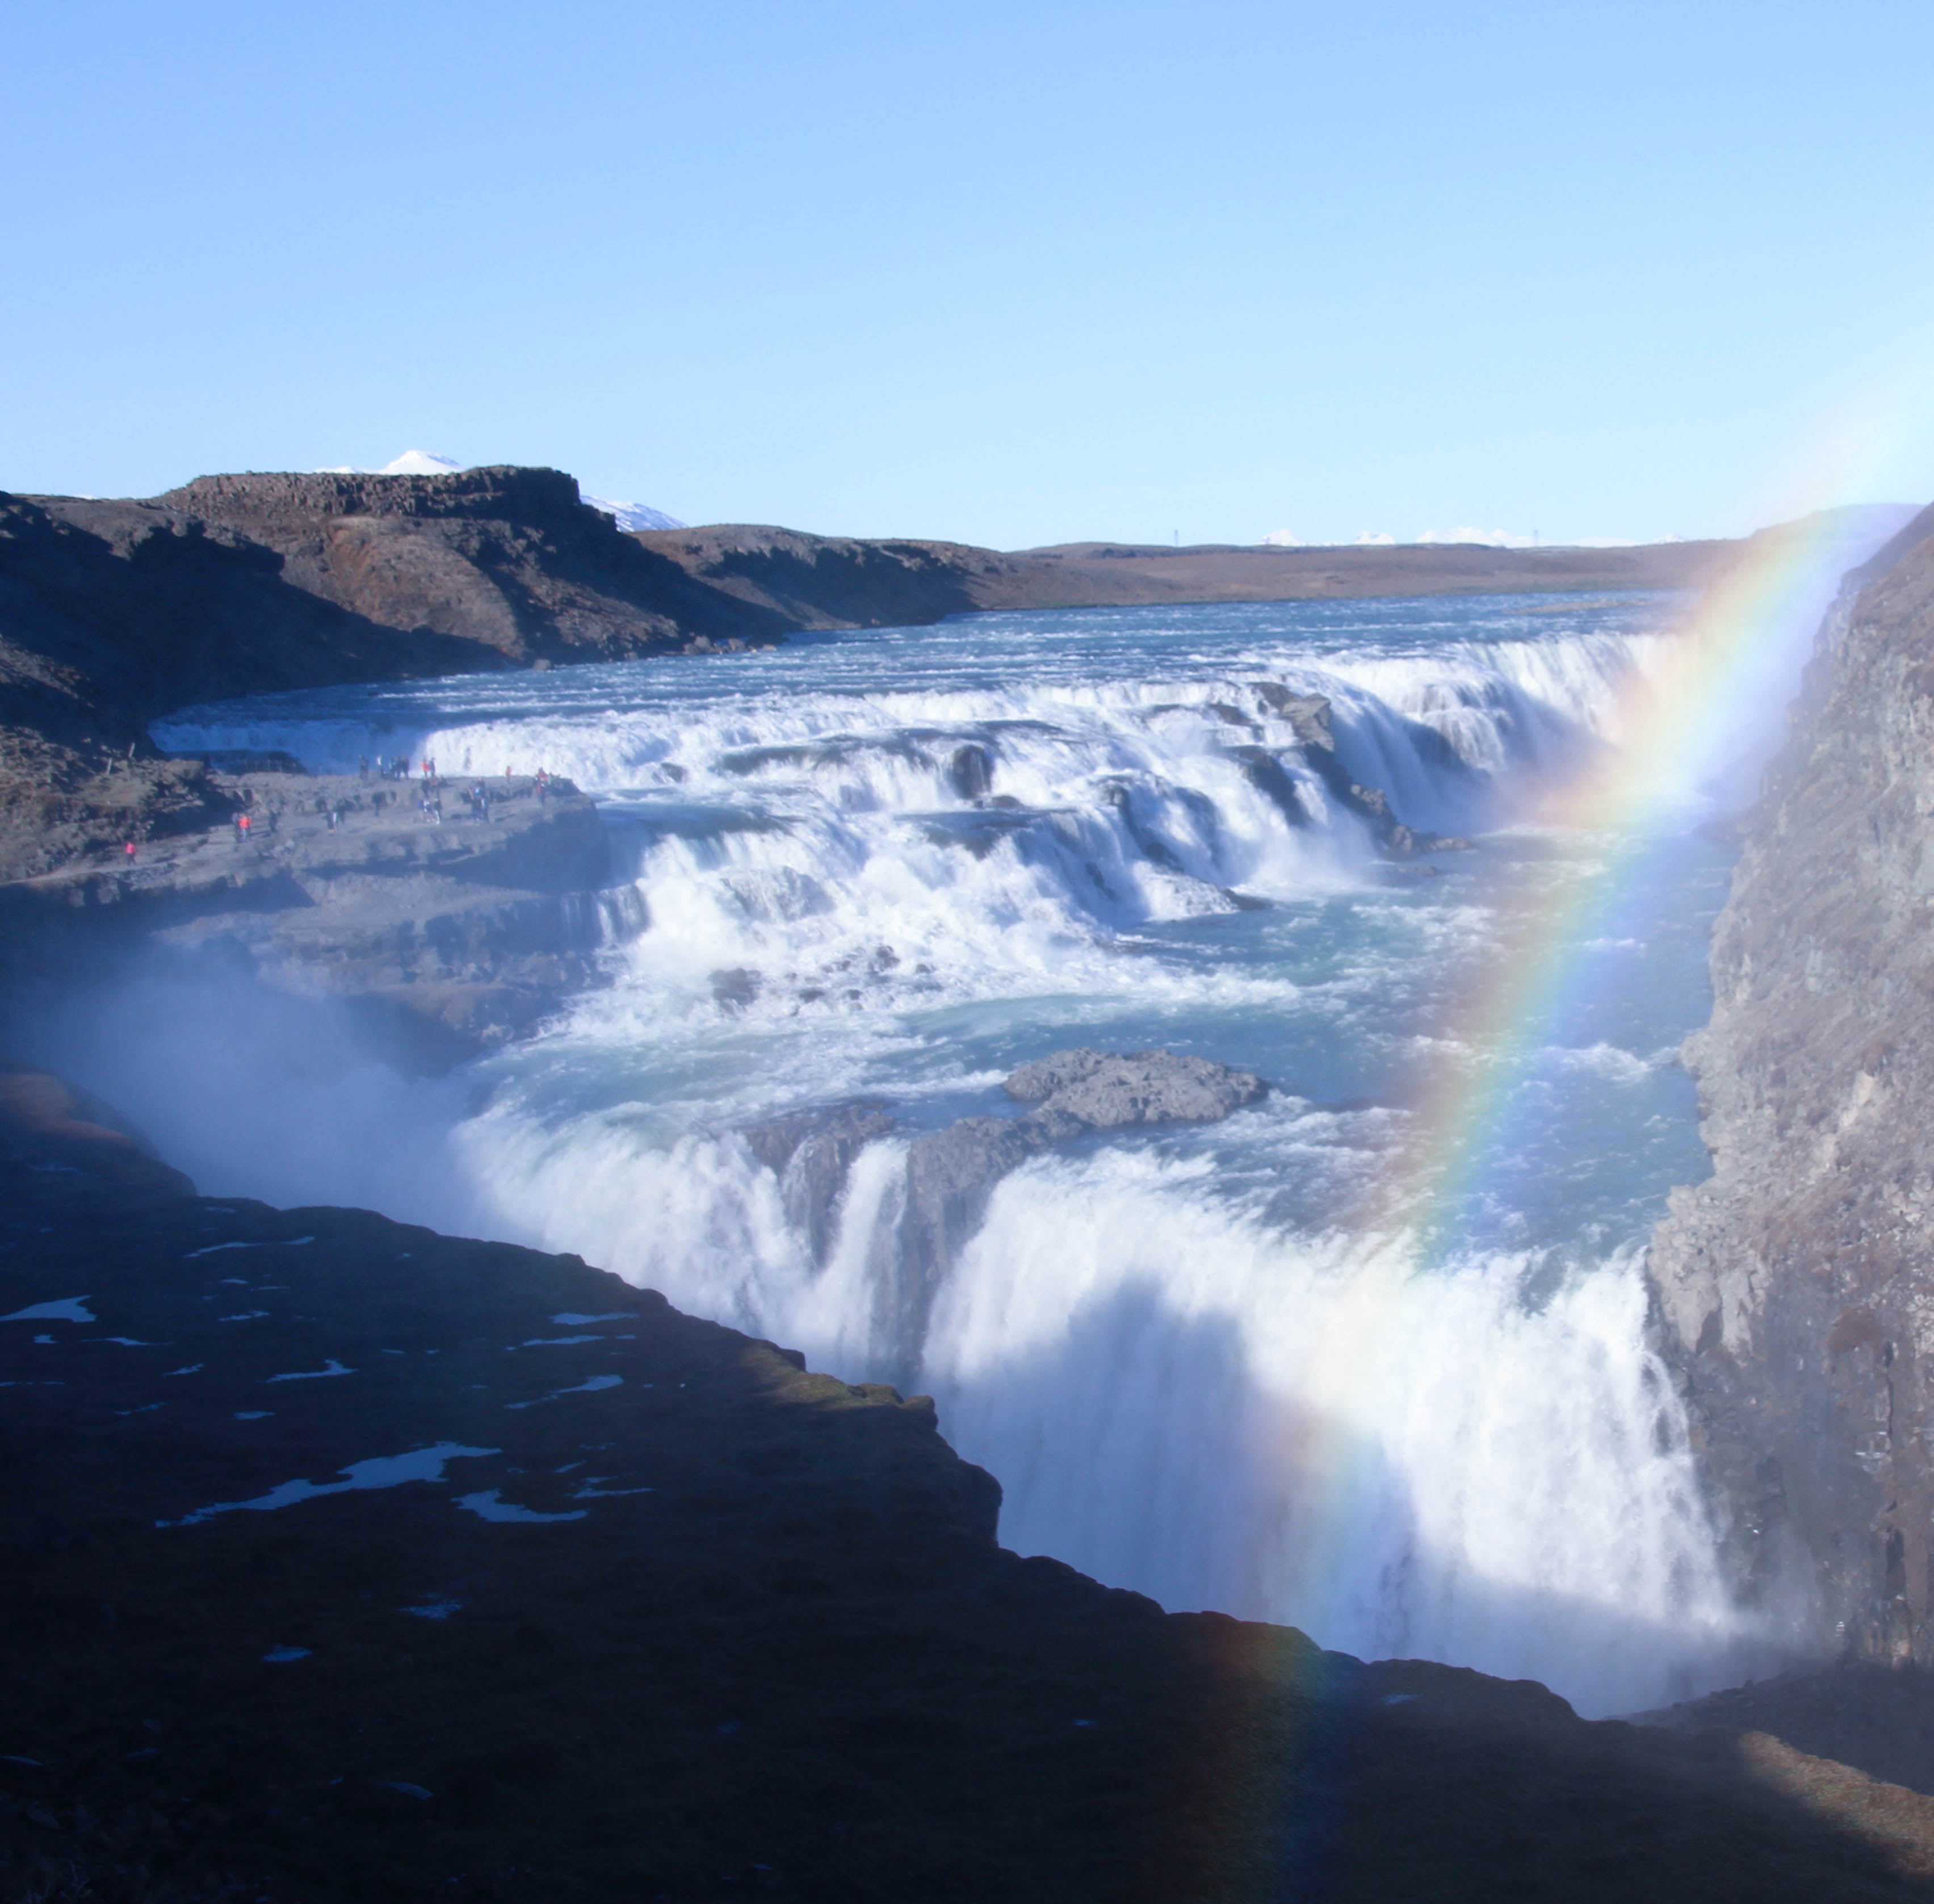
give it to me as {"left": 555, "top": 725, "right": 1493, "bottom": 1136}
{"left": 1227, "top": 744, "right": 1311, "bottom": 828}
{"left": 743, "top": 1100, "right": 895, "bottom": 1264}
{"left": 947, "top": 742, "right": 995, "bottom": 799}
{"left": 1223, "top": 687, "right": 1471, "bottom": 859}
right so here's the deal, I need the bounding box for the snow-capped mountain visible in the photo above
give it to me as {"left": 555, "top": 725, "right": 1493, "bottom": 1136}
{"left": 377, "top": 450, "right": 463, "bottom": 476}
{"left": 581, "top": 494, "right": 685, "bottom": 532}
{"left": 314, "top": 450, "right": 464, "bottom": 476}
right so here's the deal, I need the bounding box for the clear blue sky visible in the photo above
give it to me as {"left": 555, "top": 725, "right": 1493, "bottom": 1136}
{"left": 5, "top": 0, "right": 1933, "bottom": 548}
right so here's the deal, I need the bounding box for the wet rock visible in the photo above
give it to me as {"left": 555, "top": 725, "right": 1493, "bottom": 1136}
{"left": 1252, "top": 682, "right": 1338, "bottom": 749}
{"left": 889, "top": 1050, "right": 1268, "bottom": 1366}
{"left": 1226, "top": 745, "right": 1310, "bottom": 828}
{"left": 742, "top": 1101, "right": 894, "bottom": 1264}
{"left": 1003, "top": 1047, "right": 1266, "bottom": 1126}
{"left": 1100, "top": 781, "right": 1184, "bottom": 870}
{"left": 709, "top": 967, "right": 762, "bottom": 1013}
{"left": 947, "top": 743, "right": 994, "bottom": 799}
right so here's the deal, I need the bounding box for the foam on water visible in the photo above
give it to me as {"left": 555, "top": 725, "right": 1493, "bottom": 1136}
{"left": 136, "top": 593, "right": 1789, "bottom": 1712}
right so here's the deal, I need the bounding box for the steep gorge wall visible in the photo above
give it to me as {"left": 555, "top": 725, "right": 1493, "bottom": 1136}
{"left": 1650, "top": 505, "right": 1934, "bottom": 1659}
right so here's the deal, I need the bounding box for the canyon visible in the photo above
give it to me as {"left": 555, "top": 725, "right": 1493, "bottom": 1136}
{"left": 9, "top": 464, "right": 1934, "bottom": 1897}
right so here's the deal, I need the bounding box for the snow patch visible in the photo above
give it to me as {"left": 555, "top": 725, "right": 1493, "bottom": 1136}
{"left": 505, "top": 1374, "right": 623, "bottom": 1411}
{"left": 266, "top": 1358, "right": 354, "bottom": 1382}
{"left": 1, "top": 1297, "right": 94, "bottom": 1324}
{"left": 161, "top": 1441, "right": 498, "bottom": 1526}
{"left": 454, "top": 1490, "right": 587, "bottom": 1524}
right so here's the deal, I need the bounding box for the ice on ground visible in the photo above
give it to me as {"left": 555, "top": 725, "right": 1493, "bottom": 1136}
{"left": 266, "top": 1358, "right": 354, "bottom": 1382}
{"left": 263, "top": 1646, "right": 312, "bottom": 1663}
{"left": 402, "top": 1599, "right": 465, "bottom": 1620}
{"left": 186, "top": 1242, "right": 261, "bottom": 1257}
{"left": 510, "top": 1335, "right": 602, "bottom": 1348}
{"left": 573, "top": 1478, "right": 653, "bottom": 1499}
{"left": 505, "top": 1374, "right": 623, "bottom": 1410}
{"left": 551, "top": 1312, "right": 632, "bottom": 1326}
{"left": 165, "top": 1364, "right": 205, "bottom": 1375}
{"left": 234, "top": 1411, "right": 272, "bottom": 1420}
{"left": 1, "top": 1297, "right": 95, "bottom": 1323}
{"left": 454, "top": 1490, "right": 588, "bottom": 1524}
{"left": 161, "top": 1441, "right": 499, "bottom": 1526}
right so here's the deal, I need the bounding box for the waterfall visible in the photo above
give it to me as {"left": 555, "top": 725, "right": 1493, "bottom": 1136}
{"left": 146, "top": 594, "right": 1769, "bottom": 1713}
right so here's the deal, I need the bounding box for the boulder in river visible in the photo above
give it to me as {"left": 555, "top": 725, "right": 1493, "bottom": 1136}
{"left": 887, "top": 1049, "right": 1268, "bottom": 1368}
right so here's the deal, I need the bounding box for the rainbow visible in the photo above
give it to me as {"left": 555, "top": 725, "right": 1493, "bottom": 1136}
{"left": 1387, "top": 504, "right": 1904, "bottom": 1261}
{"left": 1144, "top": 504, "right": 1917, "bottom": 1892}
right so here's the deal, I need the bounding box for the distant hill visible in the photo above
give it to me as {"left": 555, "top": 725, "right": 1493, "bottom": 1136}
{"left": 634, "top": 523, "right": 1741, "bottom": 628}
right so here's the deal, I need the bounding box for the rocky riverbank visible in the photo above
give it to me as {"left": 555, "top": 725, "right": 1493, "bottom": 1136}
{"left": 0, "top": 769, "right": 624, "bottom": 1067}
{"left": 10, "top": 1068, "right": 1934, "bottom": 1902}
{"left": 1647, "top": 504, "right": 1934, "bottom": 1659}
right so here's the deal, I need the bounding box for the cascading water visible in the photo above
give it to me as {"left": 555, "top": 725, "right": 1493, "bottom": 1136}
{"left": 146, "top": 592, "right": 1771, "bottom": 1716}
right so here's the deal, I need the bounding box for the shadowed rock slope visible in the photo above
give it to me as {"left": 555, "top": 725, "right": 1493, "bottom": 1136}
{"left": 1649, "top": 505, "right": 1934, "bottom": 1659}
{"left": 0, "top": 770, "right": 622, "bottom": 1066}
{"left": 9, "top": 1073, "right": 1934, "bottom": 1902}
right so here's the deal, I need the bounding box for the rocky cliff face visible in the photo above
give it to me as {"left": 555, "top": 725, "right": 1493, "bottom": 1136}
{"left": 154, "top": 467, "right": 773, "bottom": 662}
{"left": 0, "top": 769, "right": 626, "bottom": 1066}
{"left": 1650, "top": 506, "right": 1934, "bottom": 1660}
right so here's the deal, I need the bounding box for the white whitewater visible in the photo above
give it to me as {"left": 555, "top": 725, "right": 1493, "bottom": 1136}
{"left": 148, "top": 594, "right": 1779, "bottom": 1714}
